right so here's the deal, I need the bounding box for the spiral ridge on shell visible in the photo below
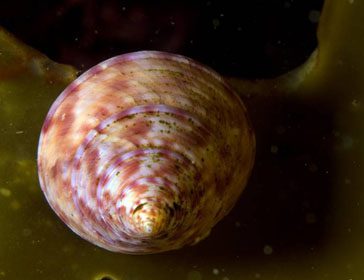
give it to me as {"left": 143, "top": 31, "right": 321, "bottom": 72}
{"left": 37, "top": 51, "right": 255, "bottom": 254}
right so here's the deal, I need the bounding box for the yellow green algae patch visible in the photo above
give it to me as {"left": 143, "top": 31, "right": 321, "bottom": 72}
{"left": 227, "top": 0, "right": 364, "bottom": 279}
{"left": 0, "top": 27, "right": 79, "bottom": 279}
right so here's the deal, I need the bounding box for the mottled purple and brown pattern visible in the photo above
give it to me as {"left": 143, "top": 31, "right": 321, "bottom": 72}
{"left": 37, "top": 51, "right": 255, "bottom": 254}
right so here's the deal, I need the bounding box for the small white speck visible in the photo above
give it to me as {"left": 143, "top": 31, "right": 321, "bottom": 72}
{"left": 220, "top": 13, "right": 224, "bottom": 17}
{"left": 61, "top": 113, "right": 66, "bottom": 121}
{"left": 94, "top": 29, "right": 99, "bottom": 35}
{"left": 122, "top": 6, "right": 126, "bottom": 11}
{"left": 101, "top": 63, "right": 108, "bottom": 70}
{"left": 170, "top": 21, "right": 175, "bottom": 26}
{"left": 15, "top": 130, "right": 24, "bottom": 134}
{"left": 263, "top": 245, "right": 273, "bottom": 255}
{"left": 212, "top": 268, "right": 219, "bottom": 275}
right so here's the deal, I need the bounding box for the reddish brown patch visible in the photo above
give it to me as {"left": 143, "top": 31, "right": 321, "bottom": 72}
{"left": 194, "top": 172, "right": 201, "bottom": 182}
{"left": 134, "top": 184, "right": 149, "bottom": 195}
{"left": 102, "top": 191, "right": 111, "bottom": 204}
{"left": 219, "top": 144, "right": 231, "bottom": 160}
{"left": 98, "top": 191, "right": 113, "bottom": 215}
{"left": 214, "top": 173, "right": 232, "bottom": 197}
{"left": 184, "top": 125, "right": 210, "bottom": 147}
{"left": 85, "top": 148, "right": 100, "bottom": 178}
{"left": 55, "top": 100, "right": 77, "bottom": 139}
{"left": 77, "top": 198, "right": 86, "bottom": 211}
{"left": 66, "top": 82, "right": 80, "bottom": 94}
{"left": 74, "top": 157, "right": 81, "bottom": 171}
{"left": 95, "top": 106, "right": 110, "bottom": 119}
{"left": 77, "top": 198, "right": 97, "bottom": 225}
{"left": 99, "top": 172, "right": 110, "bottom": 189}
{"left": 166, "top": 125, "right": 208, "bottom": 150}
{"left": 120, "top": 206, "right": 126, "bottom": 216}
{"left": 123, "top": 120, "right": 151, "bottom": 145}
{"left": 99, "top": 216, "right": 114, "bottom": 234}
{"left": 121, "top": 161, "right": 141, "bottom": 184}
{"left": 86, "top": 208, "right": 101, "bottom": 229}
{"left": 41, "top": 116, "right": 53, "bottom": 134}
{"left": 89, "top": 177, "right": 100, "bottom": 199}
{"left": 50, "top": 160, "right": 59, "bottom": 180}
{"left": 105, "top": 78, "right": 129, "bottom": 92}
{"left": 82, "top": 148, "right": 101, "bottom": 203}
{"left": 95, "top": 229, "right": 103, "bottom": 238}
{"left": 79, "top": 123, "right": 92, "bottom": 137}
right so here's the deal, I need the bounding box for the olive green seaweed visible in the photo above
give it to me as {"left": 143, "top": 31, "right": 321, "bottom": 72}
{"left": 1, "top": 0, "right": 364, "bottom": 279}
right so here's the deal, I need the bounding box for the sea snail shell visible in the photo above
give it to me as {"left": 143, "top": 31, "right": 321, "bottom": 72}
{"left": 37, "top": 51, "right": 255, "bottom": 254}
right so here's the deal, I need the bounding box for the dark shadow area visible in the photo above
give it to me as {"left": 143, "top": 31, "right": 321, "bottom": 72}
{"left": 176, "top": 94, "right": 335, "bottom": 261}
{"left": 0, "top": 0, "right": 323, "bottom": 78}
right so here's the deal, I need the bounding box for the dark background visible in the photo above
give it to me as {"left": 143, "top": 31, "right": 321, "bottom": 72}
{"left": 0, "top": 0, "right": 323, "bottom": 78}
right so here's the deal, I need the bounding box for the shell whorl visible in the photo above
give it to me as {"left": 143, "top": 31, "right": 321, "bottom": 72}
{"left": 37, "top": 51, "right": 255, "bottom": 254}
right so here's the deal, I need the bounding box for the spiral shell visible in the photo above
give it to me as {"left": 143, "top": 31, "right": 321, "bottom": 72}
{"left": 37, "top": 51, "right": 255, "bottom": 254}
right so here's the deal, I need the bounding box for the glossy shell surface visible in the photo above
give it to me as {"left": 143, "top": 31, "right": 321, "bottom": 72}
{"left": 37, "top": 51, "right": 255, "bottom": 254}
